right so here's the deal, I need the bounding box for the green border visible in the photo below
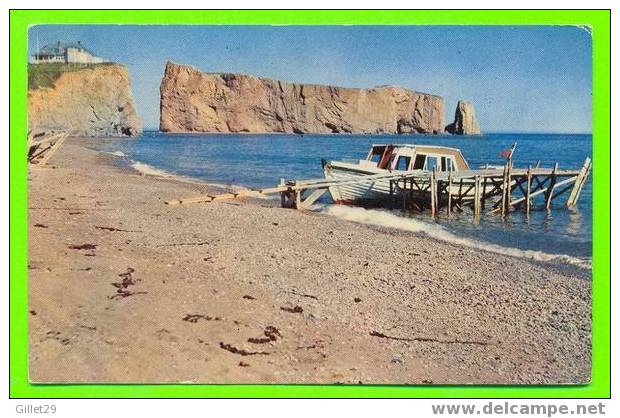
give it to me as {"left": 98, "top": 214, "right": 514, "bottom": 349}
{"left": 9, "top": 10, "right": 610, "bottom": 398}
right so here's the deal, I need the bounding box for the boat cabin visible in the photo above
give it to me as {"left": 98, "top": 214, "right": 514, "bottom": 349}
{"left": 365, "top": 144, "right": 469, "bottom": 172}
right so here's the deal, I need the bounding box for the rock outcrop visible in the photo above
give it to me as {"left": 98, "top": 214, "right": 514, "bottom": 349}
{"left": 445, "top": 100, "right": 480, "bottom": 135}
{"left": 160, "top": 62, "right": 444, "bottom": 135}
{"left": 28, "top": 64, "right": 141, "bottom": 137}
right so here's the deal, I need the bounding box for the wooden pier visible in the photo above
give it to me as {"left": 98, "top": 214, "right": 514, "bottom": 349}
{"left": 166, "top": 156, "right": 591, "bottom": 222}
{"left": 387, "top": 158, "right": 591, "bottom": 220}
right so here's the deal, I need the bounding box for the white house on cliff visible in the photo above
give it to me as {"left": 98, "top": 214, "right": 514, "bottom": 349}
{"left": 31, "top": 41, "right": 106, "bottom": 64}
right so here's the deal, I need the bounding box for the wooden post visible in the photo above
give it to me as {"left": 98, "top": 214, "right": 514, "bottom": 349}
{"left": 481, "top": 176, "right": 487, "bottom": 210}
{"left": 525, "top": 165, "right": 532, "bottom": 215}
{"left": 566, "top": 157, "right": 591, "bottom": 207}
{"left": 279, "top": 178, "right": 286, "bottom": 208}
{"left": 500, "top": 163, "right": 508, "bottom": 217}
{"left": 545, "top": 162, "right": 559, "bottom": 210}
{"left": 506, "top": 156, "right": 513, "bottom": 213}
{"left": 294, "top": 181, "right": 302, "bottom": 210}
{"left": 447, "top": 167, "right": 453, "bottom": 216}
{"left": 473, "top": 175, "right": 481, "bottom": 220}
{"left": 430, "top": 168, "right": 437, "bottom": 218}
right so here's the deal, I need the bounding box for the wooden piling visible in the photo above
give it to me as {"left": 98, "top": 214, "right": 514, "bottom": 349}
{"left": 545, "top": 162, "right": 559, "bottom": 210}
{"left": 447, "top": 166, "right": 453, "bottom": 216}
{"left": 500, "top": 163, "right": 508, "bottom": 217}
{"left": 525, "top": 165, "right": 532, "bottom": 215}
{"left": 294, "top": 181, "right": 302, "bottom": 210}
{"left": 506, "top": 157, "right": 513, "bottom": 213}
{"left": 430, "top": 168, "right": 437, "bottom": 218}
{"left": 566, "top": 157, "right": 591, "bottom": 207}
{"left": 279, "top": 178, "right": 286, "bottom": 208}
{"left": 481, "top": 177, "right": 487, "bottom": 210}
{"left": 473, "top": 175, "right": 481, "bottom": 219}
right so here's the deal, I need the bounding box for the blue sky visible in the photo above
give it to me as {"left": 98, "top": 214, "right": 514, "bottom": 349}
{"left": 28, "top": 25, "right": 592, "bottom": 133}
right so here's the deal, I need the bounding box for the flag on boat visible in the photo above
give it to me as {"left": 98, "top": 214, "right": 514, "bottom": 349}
{"left": 500, "top": 142, "right": 517, "bottom": 159}
{"left": 499, "top": 148, "right": 513, "bottom": 159}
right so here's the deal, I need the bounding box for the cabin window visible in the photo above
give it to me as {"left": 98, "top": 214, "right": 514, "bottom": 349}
{"left": 443, "top": 157, "right": 455, "bottom": 171}
{"left": 369, "top": 146, "right": 386, "bottom": 165}
{"left": 378, "top": 146, "right": 395, "bottom": 169}
{"left": 395, "top": 156, "right": 411, "bottom": 171}
{"left": 413, "top": 154, "right": 426, "bottom": 170}
{"left": 426, "top": 156, "right": 439, "bottom": 171}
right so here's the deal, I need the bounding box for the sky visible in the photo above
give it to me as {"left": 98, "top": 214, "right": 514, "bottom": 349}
{"left": 28, "top": 25, "right": 592, "bottom": 133}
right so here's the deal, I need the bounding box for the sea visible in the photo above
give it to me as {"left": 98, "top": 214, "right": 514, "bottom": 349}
{"left": 92, "top": 131, "right": 592, "bottom": 268}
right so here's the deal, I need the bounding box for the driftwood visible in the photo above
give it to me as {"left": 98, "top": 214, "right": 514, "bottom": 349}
{"left": 28, "top": 131, "right": 70, "bottom": 166}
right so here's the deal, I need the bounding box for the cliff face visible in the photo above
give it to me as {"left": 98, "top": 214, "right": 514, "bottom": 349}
{"left": 28, "top": 64, "right": 141, "bottom": 137}
{"left": 160, "top": 62, "right": 444, "bottom": 135}
{"left": 445, "top": 100, "right": 480, "bottom": 135}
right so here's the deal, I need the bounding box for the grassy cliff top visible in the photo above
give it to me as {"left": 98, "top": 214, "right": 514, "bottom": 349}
{"left": 28, "top": 62, "right": 117, "bottom": 90}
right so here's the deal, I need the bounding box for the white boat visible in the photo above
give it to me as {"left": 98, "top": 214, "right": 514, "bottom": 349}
{"left": 323, "top": 144, "right": 472, "bottom": 205}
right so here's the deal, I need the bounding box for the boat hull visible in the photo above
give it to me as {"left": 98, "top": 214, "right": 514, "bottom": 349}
{"left": 323, "top": 161, "right": 479, "bottom": 206}
{"left": 324, "top": 164, "right": 394, "bottom": 205}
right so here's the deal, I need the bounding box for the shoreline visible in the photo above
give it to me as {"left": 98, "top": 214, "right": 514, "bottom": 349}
{"left": 112, "top": 146, "right": 592, "bottom": 272}
{"left": 28, "top": 138, "right": 591, "bottom": 384}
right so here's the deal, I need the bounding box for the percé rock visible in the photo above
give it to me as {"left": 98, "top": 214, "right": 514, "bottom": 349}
{"left": 445, "top": 100, "right": 481, "bottom": 135}
{"left": 160, "top": 62, "right": 444, "bottom": 135}
{"left": 28, "top": 64, "right": 141, "bottom": 137}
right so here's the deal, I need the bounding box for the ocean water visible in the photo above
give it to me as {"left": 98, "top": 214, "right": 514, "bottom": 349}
{"left": 92, "top": 131, "right": 592, "bottom": 264}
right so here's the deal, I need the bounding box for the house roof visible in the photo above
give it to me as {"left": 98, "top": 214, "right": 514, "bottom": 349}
{"left": 37, "top": 42, "right": 96, "bottom": 56}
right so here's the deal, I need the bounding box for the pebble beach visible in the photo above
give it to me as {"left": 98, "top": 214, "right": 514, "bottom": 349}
{"left": 27, "top": 138, "right": 591, "bottom": 384}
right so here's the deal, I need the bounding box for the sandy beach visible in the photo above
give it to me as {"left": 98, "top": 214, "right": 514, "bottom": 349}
{"left": 27, "top": 138, "right": 591, "bottom": 384}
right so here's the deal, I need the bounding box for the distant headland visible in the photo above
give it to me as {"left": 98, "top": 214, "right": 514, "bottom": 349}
{"left": 160, "top": 62, "right": 481, "bottom": 136}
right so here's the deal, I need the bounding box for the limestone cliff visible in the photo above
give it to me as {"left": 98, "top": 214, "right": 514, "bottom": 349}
{"left": 28, "top": 64, "right": 141, "bottom": 137}
{"left": 445, "top": 100, "right": 480, "bottom": 135}
{"left": 160, "top": 62, "right": 444, "bottom": 135}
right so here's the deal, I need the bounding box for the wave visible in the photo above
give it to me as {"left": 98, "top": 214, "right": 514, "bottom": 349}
{"left": 105, "top": 150, "right": 127, "bottom": 157}
{"left": 317, "top": 204, "right": 591, "bottom": 269}
{"left": 129, "top": 160, "right": 274, "bottom": 200}
{"left": 130, "top": 161, "right": 177, "bottom": 178}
